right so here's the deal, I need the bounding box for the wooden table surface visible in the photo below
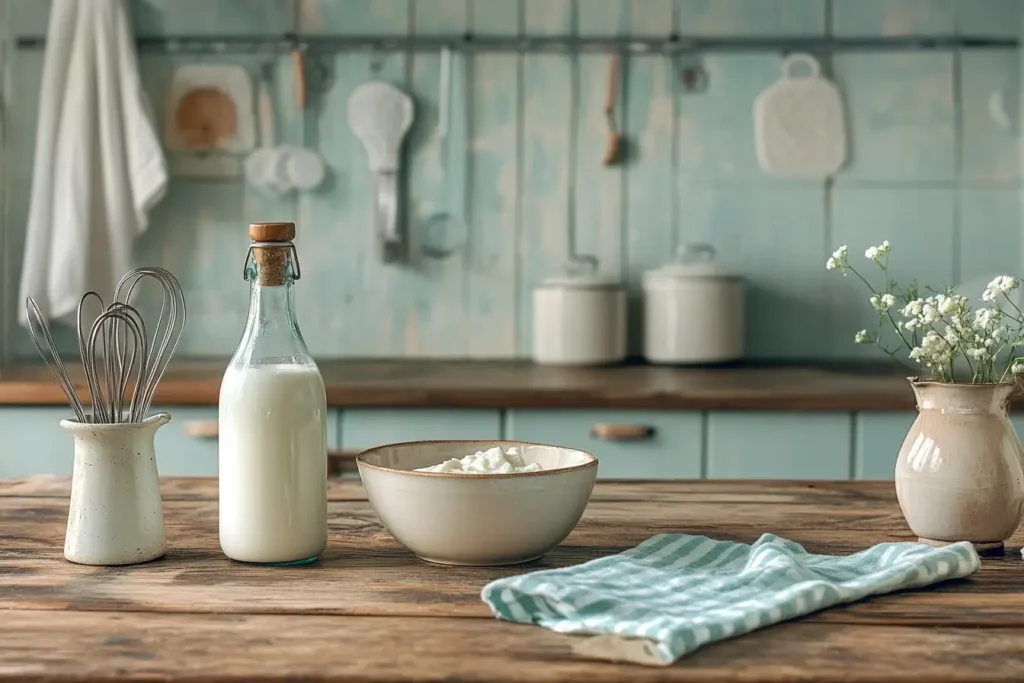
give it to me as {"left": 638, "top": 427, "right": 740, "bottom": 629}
{"left": 2, "top": 477, "right": 1023, "bottom": 682}
{"left": 0, "top": 359, "right": 927, "bottom": 411}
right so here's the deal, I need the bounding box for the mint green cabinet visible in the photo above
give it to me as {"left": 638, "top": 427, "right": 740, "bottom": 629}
{"left": 854, "top": 412, "right": 915, "bottom": 480}
{"left": 0, "top": 407, "right": 74, "bottom": 477}
{"left": 504, "top": 409, "right": 702, "bottom": 479}
{"left": 706, "top": 412, "right": 853, "bottom": 479}
{"left": 0, "top": 406, "right": 340, "bottom": 478}
{"left": 158, "top": 406, "right": 341, "bottom": 476}
{"left": 0, "top": 406, "right": 224, "bottom": 478}
{"left": 8, "top": 404, "right": 1010, "bottom": 482}
{"left": 150, "top": 406, "right": 221, "bottom": 476}
{"left": 340, "top": 409, "right": 502, "bottom": 450}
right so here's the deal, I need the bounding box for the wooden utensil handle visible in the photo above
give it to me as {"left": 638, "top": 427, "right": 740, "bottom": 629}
{"left": 185, "top": 420, "right": 219, "bottom": 439}
{"left": 294, "top": 49, "right": 307, "bottom": 109}
{"left": 590, "top": 423, "right": 655, "bottom": 441}
{"left": 604, "top": 53, "right": 620, "bottom": 114}
{"left": 186, "top": 421, "right": 360, "bottom": 476}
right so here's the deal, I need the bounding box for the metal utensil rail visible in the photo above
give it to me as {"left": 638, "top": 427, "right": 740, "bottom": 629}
{"left": 14, "top": 33, "right": 1019, "bottom": 54}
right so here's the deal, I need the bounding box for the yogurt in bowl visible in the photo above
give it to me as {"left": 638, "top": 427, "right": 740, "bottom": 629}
{"left": 415, "top": 445, "right": 541, "bottom": 474}
{"left": 357, "top": 440, "right": 598, "bottom": 566}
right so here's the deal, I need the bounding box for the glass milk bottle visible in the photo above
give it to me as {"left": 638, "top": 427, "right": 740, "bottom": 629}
{"left": 218, "top": 221, "right": 328, "bottom": 564}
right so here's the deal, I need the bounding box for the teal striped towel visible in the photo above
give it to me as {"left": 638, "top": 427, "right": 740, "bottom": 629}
{"left": 481, "top": 533, "right": 980, "bottom": 666}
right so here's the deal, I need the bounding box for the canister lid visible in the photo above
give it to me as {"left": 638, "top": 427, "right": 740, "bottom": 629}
{"left": 537, "top": 256, "right": 622, "bottom": 290}
{"left": 643, "top": 243, "right": 740, "bottom": 286}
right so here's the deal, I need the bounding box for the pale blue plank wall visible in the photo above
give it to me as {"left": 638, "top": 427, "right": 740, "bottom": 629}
{"left": 1, "top": 0, "right": 1022, "bottom": 362}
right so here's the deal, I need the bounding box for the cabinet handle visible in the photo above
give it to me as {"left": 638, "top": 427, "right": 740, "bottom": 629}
{"left": 185, "top": 420, "right": 219, "bottom": 439}
{"left": 186, "top": 420, "right": 359, "bottom": 476}
{"left": 590, "top": 423, "right": 655, "bottom": 441}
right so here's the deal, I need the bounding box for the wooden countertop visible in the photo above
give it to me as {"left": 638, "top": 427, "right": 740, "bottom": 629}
{"left": 0, "top": 359, "right": 930, "bottom": 411}
{"left": 1, "top": 477, "right": 1020, "bottom": 681}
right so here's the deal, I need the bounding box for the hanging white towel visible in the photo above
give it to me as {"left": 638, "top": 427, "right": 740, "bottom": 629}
{"left": 18, "top": 0, "right": 167, "bottom": 328}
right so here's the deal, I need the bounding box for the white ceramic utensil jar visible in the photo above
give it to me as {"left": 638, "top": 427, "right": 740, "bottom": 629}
{"left": 642, "top": 244, "right": 744, "bottom": 364}
{"left": 532, "top": 263, "right": 626, "bottom": 366}
{"left": 61, "top": 413, "right": 169, "bottom": 566}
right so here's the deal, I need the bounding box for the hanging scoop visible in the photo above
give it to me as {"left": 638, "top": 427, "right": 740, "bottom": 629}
{"left": 347, "top": 82, "right": 415, "bottom": 261}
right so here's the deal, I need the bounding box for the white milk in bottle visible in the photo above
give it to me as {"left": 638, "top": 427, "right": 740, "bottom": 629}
{"left": 218, "top": 222, "right": 327, "bottom": 564}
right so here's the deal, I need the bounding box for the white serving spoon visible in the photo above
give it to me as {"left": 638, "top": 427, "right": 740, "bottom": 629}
{"left": 347, "top": 81, "right": 414, "bottom": 261}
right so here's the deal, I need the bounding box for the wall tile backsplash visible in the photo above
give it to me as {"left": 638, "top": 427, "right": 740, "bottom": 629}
{"left": 1, "top": 0, "right": 1021, "bottom": 361}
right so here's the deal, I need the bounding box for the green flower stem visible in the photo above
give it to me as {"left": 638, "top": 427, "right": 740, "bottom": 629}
{"left": 846, "top": 265, "right": 913, "bottom": 350}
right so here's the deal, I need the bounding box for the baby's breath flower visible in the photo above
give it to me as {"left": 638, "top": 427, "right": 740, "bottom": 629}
{"left": 903, "top": 299, "right": 924, "bottom": 318}
{"left": 870, "top": 293, "right": 896, "bottom": 312}
{"left": 826, "top": 246, "right": 849, "bottom": 271}
{"left": 982, "top": 275, "right": 1019, "bottom": 302}
{"left": 909, "top": 331, "right": 953, "bottom": 368}
{"left": 829, "top": 239, "right": 1024, "bottom": 383}
{"left": 864, "top": 240, "right": 891, "bottom": 263}
{"left": 935, "top": 294, "right": 966, "bottom": 316}
{"left": 974, "top": 307, "right": 1002, "bottom": 331}
{"left": 968, "top": 348, "right": 990, "bottom": 361}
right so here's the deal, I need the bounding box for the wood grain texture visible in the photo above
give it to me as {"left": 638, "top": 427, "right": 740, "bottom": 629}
{"left": 0, "top": 359, "right": 935, "bottom": 410}
{"left": 6, "top": 610, "right": 1024, "bottom": 682}
{"left": 6, "top": 611, "right": 1024, "bottom": 682}
{"left": 3, "top": 477, "right": 1024, "bottom": 681}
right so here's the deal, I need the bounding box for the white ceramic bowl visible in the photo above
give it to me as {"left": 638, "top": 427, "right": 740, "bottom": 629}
{"left": 357, "top": 440, "right": 598, "bottom": 566}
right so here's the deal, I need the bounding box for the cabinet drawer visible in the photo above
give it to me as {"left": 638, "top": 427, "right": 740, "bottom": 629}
{"left": 175, "top": 408, "right": 343, "bottom": 477}
{"left": 504, "top": 410, "right": 702, "bottom": 479}
{"left": 0, "top": 407, "right": 75, "bottom": 478}
{"left": 154, "top": 406, "right": 221, "bottom": 476}
{"left": 855, "top": 412, "right": 915, "bottom": 479}
{"left": 340, "top": 409, "right": 503, "bottom": 451}
{"left": 706, "top": 412, "right": 853, "bottom": 479}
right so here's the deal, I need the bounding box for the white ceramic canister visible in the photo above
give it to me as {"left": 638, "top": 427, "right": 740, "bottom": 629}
{"left": 642, "top": 243, "right": 744, "bottom": 364}
{"left": 532, "top": 265, "right": 626, "bottom": 366}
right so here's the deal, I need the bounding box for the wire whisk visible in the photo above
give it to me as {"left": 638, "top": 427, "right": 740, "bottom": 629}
{"left": 25, "top": 267, "right": 186, "bottom": 424}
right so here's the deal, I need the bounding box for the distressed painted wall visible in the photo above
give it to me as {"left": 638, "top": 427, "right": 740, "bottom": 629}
{"left": 0, "top": 0, "right": 1021, "bottom": 361}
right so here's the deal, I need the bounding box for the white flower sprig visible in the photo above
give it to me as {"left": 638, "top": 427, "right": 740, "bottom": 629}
{"left": 827, "top": 241, "right": 1024, "bottom": 384}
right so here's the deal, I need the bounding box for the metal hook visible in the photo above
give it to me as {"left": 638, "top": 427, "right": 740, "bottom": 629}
{"left": 369, "top": 48, "right": 387, "bottom": 75}
{"left": 675, "top": 54, "right": 708, "bottom": 94}
{"left": 305, "top": 54, "right": 334, "bottom": 96}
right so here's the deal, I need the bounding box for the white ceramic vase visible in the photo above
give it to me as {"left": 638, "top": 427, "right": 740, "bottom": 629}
{"left": 60, "top": 413, "right": 169, "bottom": 566}
{"left": 896, "top": 381, "right": 1024, "bottom": 552}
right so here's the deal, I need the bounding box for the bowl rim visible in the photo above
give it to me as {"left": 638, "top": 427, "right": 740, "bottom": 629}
{"left": 356, "top": 439, "right": 599, "bottom": 479}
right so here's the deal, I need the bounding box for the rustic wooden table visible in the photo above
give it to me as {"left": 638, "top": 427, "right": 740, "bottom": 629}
{"left": 1, "top": 477, "right": 1022, "bottom": 682}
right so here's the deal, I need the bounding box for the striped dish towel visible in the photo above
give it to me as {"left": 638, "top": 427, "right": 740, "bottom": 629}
{"left": 481, "top": 533, "right": 980, "bottom": 666}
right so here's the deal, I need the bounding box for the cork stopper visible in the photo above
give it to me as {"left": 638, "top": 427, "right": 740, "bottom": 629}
{"left": 249, "top": 222, "right": 296, "bottom": 286}
{"left": 249, "top": 222, "right": 296, "bottom": 242}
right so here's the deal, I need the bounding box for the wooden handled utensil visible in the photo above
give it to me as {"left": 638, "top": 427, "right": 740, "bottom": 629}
{"left": 603, "top": 53, "right": 622, "bottom": 166}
